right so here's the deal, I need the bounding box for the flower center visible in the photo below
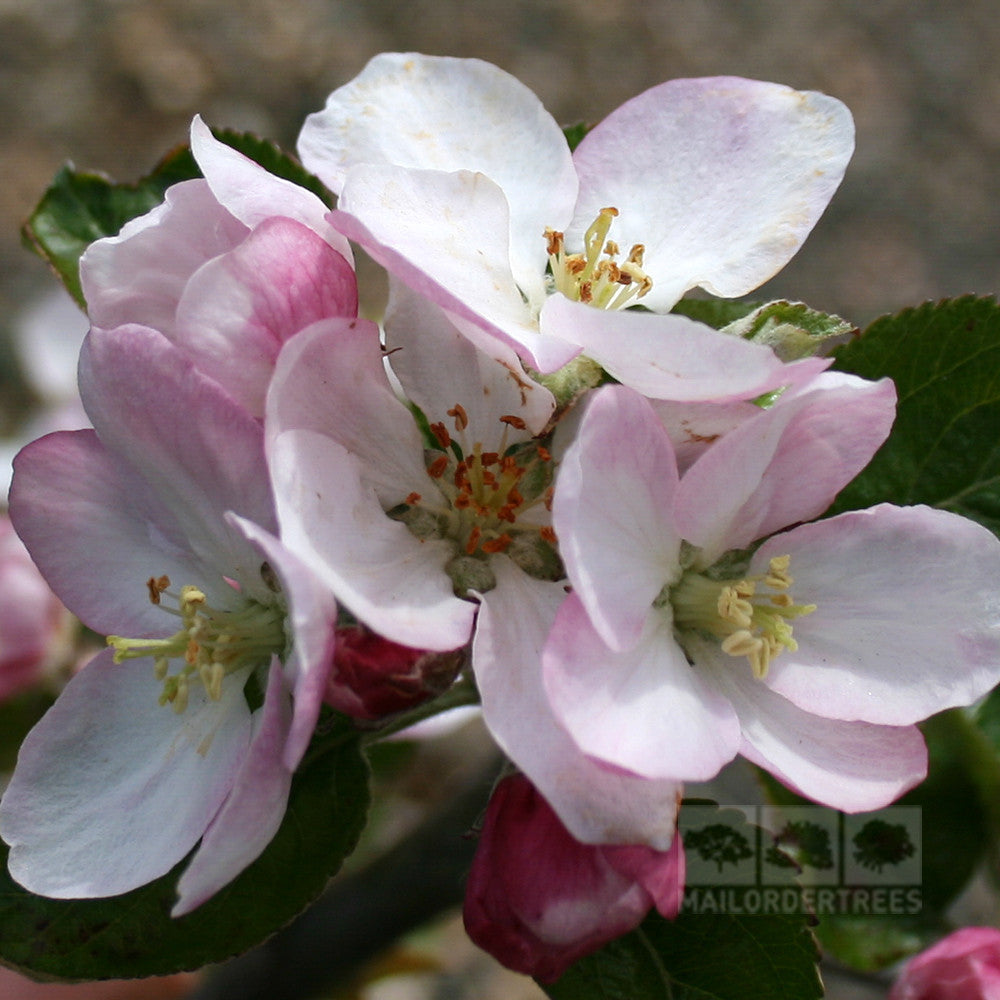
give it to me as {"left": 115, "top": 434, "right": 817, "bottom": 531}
{"left": 668, "top": 555, "right": 816, "bottom": 679}
{"left": 545, "top": 207, "right": 653, "bottom": 309}
{"left": 107, "top": 575, "right": 287, "bottom": 713}
{"left": 386, "top": 405, "right": 561, "bottom": 593}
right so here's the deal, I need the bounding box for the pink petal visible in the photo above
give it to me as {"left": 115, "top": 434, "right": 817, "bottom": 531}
{"left": 570, "top": 77, "right": 854, "bottom": 310}
{"left": 267, "top": 317, "right": 431, "bottom": 508}
{"left": 675, "top": 371, "right": 896, "bottom": 563}
{"left": 77, "top": 325, "right": 276, "bottom": 588}
{"left": 759, "top": 506, "right": 1000, "bottom": 726}
{"left": 554, "top": 384, "right": 682, "bottom": 651}
{"left": 696, "top": 637, "right": 927, "bottom": 812}
{"left": 227, "top": 514, "right": 337, "bottom": 769}
{"left": 544, "top": 594, "right": 741, "bottom": 783}
{"left": 269, "top": 429, "right": 475, "bottom": 652}
{"left": 173, "top": 659, "right": 293, "bottom": 916}
{"left": 0, "top": 649, "right": 251, "bottom": 898}
{"left": 9, "top": 430, "right": 210, "bottom": 636}
{"left": 190, "top": 116, "right": 353, "bottom": 265}
{"left": 175, "top": 217, "right": 357, "bottom": 416}
{"left": 80, "top": 179, "right": 249, "bottom": 337}
{"left": 474, "top": 559, "right": 683, "bottom": 849}
{"left": 541, "top": 295, "right": 830, "bottom": 401}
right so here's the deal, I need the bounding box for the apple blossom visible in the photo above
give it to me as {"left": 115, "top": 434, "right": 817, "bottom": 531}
{"left": 0, "top": 324, "right": 337, "bottom": 914}
{"left": 890, "top": 927, "right": 1000, "bottom": 1000}
{"left": 464, "top": 773, "right": 684, "bottom": 982}
{"left": 80, "top": 117, "right": 358, "bottom": 417}
{"left": 298, "top": 52, "right": 849, "bottom": 395}
{"left": 267, "top": 293, "right": 685, "bottom": 846}
{"left": 543, "top": 381, "right": 1000, "bottom": 816}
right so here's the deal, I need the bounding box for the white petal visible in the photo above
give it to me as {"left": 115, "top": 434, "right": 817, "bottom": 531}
{"left": 0, "top": 650, "right": 251, "bottom": 898}
{"left": 384, "top": 282, "right": 555, "bottom": 438}
{"left": 298, "top": 51, "right": 576, "bottom": 281}
{"left": 541, "top": 295, "right": 830, "bottom": 401}
{"left": 333, "top": 167, "right": 578, "bottom": 372}
{"left": 267, "top": 317, "right": 429, "bottom": 507}
{"left": 173, "top": 660, "right": 293, "bottom": 915}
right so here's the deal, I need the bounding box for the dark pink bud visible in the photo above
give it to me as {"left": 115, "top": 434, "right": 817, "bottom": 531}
{"left": 0, "top": 516, "right": 72, "bottom": 701}
{"left": 464, "top": 773, "right": 684, "bottom": 982}
{"left": 324, "top": 625, "right": 462, "bottom": 720}
{"left": 890, "top": 927, "right": 1000, "bottom": 1000}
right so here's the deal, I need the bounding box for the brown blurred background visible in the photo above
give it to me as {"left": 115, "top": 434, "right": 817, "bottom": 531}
{"left": 1, "top": 2, "right": 997, "bottom": 997}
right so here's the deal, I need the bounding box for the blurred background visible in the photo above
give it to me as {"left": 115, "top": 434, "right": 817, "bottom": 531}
{"left": 1, "top": 1, "right": 998, "bottom": 997}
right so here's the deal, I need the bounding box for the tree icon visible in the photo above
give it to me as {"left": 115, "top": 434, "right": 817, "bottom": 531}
{"left": 852, "top": 819, "right": 915, "bottom": 873}
{"left": 765, "top": 820, "right": 834, "bottom": 871}
{"left": 686, "top": 823, "right": 754, "bottom": 873}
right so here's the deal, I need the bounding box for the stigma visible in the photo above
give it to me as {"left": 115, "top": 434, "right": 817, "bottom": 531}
{"left": 670, "top": 555, "right": 816, "bottom": 680}
{"left": 107, "top": 575, "right": 287, "bottom": 713}
{"left": 545, "top": 207, "right": 653, "bottom": 309}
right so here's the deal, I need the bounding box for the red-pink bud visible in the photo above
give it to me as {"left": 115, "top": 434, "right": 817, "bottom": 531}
{"left": 464, "top": 773, "right": 684, "bottom": 982}
{"left": 324, "top": 625, "right": 462, "bottom": 720}
{"left": 890, "top": 927, "right": 1000, "bottom": 1000}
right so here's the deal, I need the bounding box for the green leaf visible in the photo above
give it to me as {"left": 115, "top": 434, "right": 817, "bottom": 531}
{"left": 542, "top": 805, "right": 821, "bottom": 1000}
{"left": 671, "top": 297, "right": 763, "bottom": 331}
{"left": 21, "top": 129, "right": 331, "bottom": 310}
{"left": 0, "top": 726, "right": 370, "bottom": 980}
{"left": 563, "top": 122, "right": 590, "bottom": 152}
{"left": 831, "top": 296, "right": 1000, "bottom": 531}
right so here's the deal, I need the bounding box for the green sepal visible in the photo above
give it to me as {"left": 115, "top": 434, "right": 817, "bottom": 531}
{"left": 721, "top": 300, "right": 856, "bottom": 360}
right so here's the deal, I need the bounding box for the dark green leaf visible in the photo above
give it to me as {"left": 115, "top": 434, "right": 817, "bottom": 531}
{"left": 0, "top": 726, "right": 370, "bottom": 980}
{"left": 542, "top": 805, "right": 821, "bottom": 1000}
{"left": 831, "top": 296, "right": 1000, "bottom": 531}
{"left": 22, "top": 146, "right": 199, "bottom": 307}
{"left": 21, "top": 129, "right": 331, "bottom": 309}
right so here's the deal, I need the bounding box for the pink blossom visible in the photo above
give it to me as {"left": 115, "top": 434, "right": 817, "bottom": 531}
{"left": 80, "top": 118, "right": 357, "bottom": 417}
{"left": 298, "top": 53, "right": 848, "bottom": 394}
{"left": 464, "top": 773, "right": 684, "bottom": 982}
{"left": 890, "top": 927, "right": 1000, "bottom": 1000}
{"left": 1, "top": 325, "right": 337, "bottom": 915}
{"left": 0, "top": 516, "right": 73, "bottom": 701}
{"left": 543, "top": 382, "right": 1000, "bottom": 817}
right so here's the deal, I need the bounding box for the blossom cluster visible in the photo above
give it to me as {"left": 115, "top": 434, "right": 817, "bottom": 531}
{"left": 4, "top": 52, "right": 1000, "bottom": 981}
